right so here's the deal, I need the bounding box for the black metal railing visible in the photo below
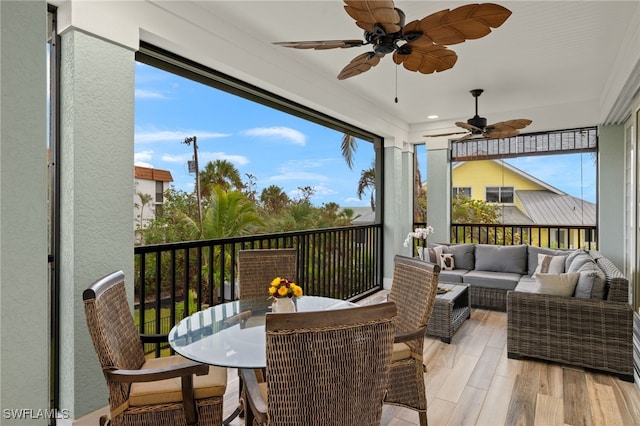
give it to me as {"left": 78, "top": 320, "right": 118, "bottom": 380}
{"left": 413, "top": 222, "right": 597, "bottom": 250}
{"left": 134, "top": 224, "right": 383, "bottom": 355}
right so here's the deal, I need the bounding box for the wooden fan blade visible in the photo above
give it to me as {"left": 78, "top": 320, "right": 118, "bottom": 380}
{"left": 455, "top": 121, "right": 483, "bottom": 132}
{"left": 424, "top": 131, "right": 469, "bottom": 137}
{"left": 392, "top": 44, "right": 457, "bottom": 74}
{"left": 455, "top": 133, "right": 474, "bottom": 142}
{"left": 273, "top": 40, "right": 365, "bottom": 50}
{"left": 407, "top": 3, "right": 512, "bottom": 47}
{"left": 344, "top": 0, "right": 401, "bottom": 34}
{"left": 338, "top": 52, "right": 383, "bottom": 80}
{"left": 484, "top": 130, "right": 518, "bottom": 139}
{"left": 485, "top": 119, "right": 532, "bottom": 138}
{"left": 488, "top": 118, "right": 533, "bottom": 131}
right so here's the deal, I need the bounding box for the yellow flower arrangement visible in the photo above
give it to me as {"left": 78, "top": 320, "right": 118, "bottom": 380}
{"left": 269, "top": 277, "right": 303, "bottom": 299}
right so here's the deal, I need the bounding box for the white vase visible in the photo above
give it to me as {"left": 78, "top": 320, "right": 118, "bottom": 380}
{"left": 273, "top": 297, "right": 296, "bottom": 313}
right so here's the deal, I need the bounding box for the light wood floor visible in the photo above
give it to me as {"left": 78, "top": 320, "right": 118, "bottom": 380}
{"left": 222, "top": 300, "right": 640, "bottom": 425}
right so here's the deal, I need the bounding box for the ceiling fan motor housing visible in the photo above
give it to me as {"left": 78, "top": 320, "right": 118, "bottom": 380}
{"left": 468, "top": 115, "right": 487, "bottom": 133}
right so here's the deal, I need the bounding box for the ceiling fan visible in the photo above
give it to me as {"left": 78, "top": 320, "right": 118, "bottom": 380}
{"left": 273, "top": 1, "right": 512, "bottom": 80}
{"left": 426, "top": 89, "right": 532, "bottom": 141}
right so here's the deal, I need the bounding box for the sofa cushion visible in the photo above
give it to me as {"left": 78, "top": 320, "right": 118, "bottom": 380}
{"left": 463, "top": 270, "right": 520, "bottom": 290}
{"left": 534, "top": 272, "right": 580, "bottom": 296}
{"left": 438, "top": 269, "right": 469, "bottom": 283}
{"left": 574, "top": 261, "right": 606, "bottom": 299}
{"left": 440, "top": 253, "right": 455, "bottom": 270}
{"left": 566, "top": 253, "right": 593, "bottom": 273}
{"left": 438, "top": 269, "right": 468, "bottom": 283}
{"left": 532, "top": 254, "right": 567, "bottom": 277}
{"left": 475, "top": 244, "right": 527, "bottom": 275}
{"left": 527, "top": 246, "right": 566, "bottom": 276}
{"left": 514, "top": 277, "right": 537, "bottom": 293}
{"left": 436, "top": 243, "right": 475, "bottom": 270}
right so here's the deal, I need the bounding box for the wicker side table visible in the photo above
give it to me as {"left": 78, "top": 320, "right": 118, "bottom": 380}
{"left": 426, "top": 283, "right": 471, "bottom": 343}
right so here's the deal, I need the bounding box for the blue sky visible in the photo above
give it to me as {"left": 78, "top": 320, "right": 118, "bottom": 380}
{"left": 134, "top": 62, "right": 375, "bottom": 208}
{"left": 505, "top": 154, "right": 596, "bottom": 203}
{"left": 134, "top": 62, "right": 596, "bottom": 206}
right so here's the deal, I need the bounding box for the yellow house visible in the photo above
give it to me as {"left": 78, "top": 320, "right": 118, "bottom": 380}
{"left": 451, "top": 160, "right": 596, "bottom": 249}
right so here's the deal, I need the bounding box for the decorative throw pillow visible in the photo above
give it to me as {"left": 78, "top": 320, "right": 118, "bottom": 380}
{"left": 534, "top": 272, "right": 580, "bottom": 296}
{"left": 424, "top": 246, "right": 443, "bottom": 264}
{"left": 573, "top": 260, "right": 606, "bottom": 299}
{"left": 532, "top": 254, "right": 567, "bottom": 277}
{"left": 440, "top": 253, "right": 455, "bottom": 271}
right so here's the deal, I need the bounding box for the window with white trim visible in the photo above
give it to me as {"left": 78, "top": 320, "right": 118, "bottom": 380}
{"left": 485, "top": 186, "right": 514, "bottom": 203}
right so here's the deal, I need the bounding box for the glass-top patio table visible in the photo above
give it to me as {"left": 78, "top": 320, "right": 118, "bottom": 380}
{"left": 168, "top": 296, "right": 356, "bottom": 369}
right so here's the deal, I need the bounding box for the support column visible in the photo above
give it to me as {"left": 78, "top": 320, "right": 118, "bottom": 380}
{"left": 57, "top": 29, "right": 135, "bottom": 418}
{"left": 426, "top": 144, "right": 451, "bottom": 245}
{"left": 598, "top": 124, "right": 625, "bottom": 269}
{"left": 382, "top": 139, "right": 413, "bottom": 288}
{"left": 0, "top": 2, "right": 49, "bottom": 424}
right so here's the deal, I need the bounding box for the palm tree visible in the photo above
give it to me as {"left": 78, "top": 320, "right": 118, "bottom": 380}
{"left": 201, "top": 185, "right": 263, "bottom": 239}
{"left": 414, "top": 154, "right": 427, "bottom": 222}
{"left": 199, "top": 159, "right": 244, "bottom": 198}
{"left": 357, "top": 165, "right": 376, "bottom": 212}
{"left": 260, "top": 184, "right": 290, "bottom": 214}
{"left": 341, "top": 134, "right": 358, "bottom": 170}
{"left": 135, "top": 191, "right": 154, "bottom": 229}
{"left": 200, "top": 186, "right": 265, "bottom": 297}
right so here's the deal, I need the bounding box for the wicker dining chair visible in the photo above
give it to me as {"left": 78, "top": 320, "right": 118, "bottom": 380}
{"left": 232, "top": 249, "right": 298, "bottom": 421}
{"left": 237, "top": 248, "right": 298, "bottom": 300}
{"left": 83, "top": 270, "right": 227, "bottom": 426}
{"left": 240, "top": 301, "right": 397, "bottom": 426}
{"left": 384, "top": 255, "right": 440, "bottom": 426}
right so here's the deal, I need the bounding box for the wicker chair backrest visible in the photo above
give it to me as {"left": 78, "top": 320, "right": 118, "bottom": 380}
{"left": 264, "top": 302, "right": 396, "bottom": 425}
{"left": 237, "top": 249, "right": 297, "bottom": 300}
{"left": 388, "top": 255, "right": 440, "bottom": 354}
{"left": 83, "top": 271, "right": 146, "bottom": 407}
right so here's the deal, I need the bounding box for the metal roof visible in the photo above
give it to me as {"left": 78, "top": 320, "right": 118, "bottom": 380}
{"left": 514, "top": 190, "right": 595, "bottom": 226}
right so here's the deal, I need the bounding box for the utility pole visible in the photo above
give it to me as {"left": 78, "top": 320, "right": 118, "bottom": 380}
{"left": 183, "top": 136, "right": 203, "bottom": 231}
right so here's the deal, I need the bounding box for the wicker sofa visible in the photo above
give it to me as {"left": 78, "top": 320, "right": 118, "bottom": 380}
{"left": 426, "top": 243, "right": 634, "bottom": 381}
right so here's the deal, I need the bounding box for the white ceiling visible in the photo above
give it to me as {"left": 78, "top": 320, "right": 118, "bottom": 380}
{"left": 69, "top": 1, "right": 639, "bottom": 143}
{"left": 181, "top": 1, "right": 639, "bottom": 141}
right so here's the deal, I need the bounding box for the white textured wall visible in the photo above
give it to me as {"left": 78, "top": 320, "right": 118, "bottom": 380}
{"left": 0, "top": 1, "right": 49, "bottom": 424}
{"left": 58, "top": 29, "right": 135, "bottom": 418}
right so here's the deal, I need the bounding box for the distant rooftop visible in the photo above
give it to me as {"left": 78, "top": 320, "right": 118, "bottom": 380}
{"left": 134, "top": 165, "right": 173, "bottom": 182}
{"left": 515, "top": 190, "right": 595, "bottom": 226}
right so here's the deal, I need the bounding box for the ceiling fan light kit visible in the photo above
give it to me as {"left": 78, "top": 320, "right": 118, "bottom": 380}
{"left": 273, "top": 1, "right": 512, "bottom": 80}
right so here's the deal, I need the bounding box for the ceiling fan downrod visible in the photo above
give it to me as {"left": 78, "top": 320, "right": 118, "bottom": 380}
{"left": 468, "top": 89, "right": 487, "bottom": 131}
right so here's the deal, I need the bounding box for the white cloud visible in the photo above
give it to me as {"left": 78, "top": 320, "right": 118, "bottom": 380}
{"left": 161, "top": 153, "right": 191, "bottom": 163}
{"left": 269, "top": 171, "right": 329, "bottom": 182}
{"left": 281, "top": 158, "right": 337, "bottom": 169}
{"left": 343, "top": 197, "right": 368, "bottom": 205}
{"left": 313, "top": 184, "right": 337, "bottom": 196}
{"left": 161, "top": 151, "right": 249, "bottom": 166}
{"left": 135, "top": 129, "right": 231, "bottom": 144}
{"left": 242, "top": 126, "right": 306, "bottom": 146}
{"left": 199, "top": 152, "right": 250, "bottom": 166}
{"left": 135, "top": 89, "right": 167, "bottom": 99}
{"left": 134, "top": 161, "right": 154, "bottom": 168}
{"left": 134, "top": 150, "right": 154, "bottom": 163}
